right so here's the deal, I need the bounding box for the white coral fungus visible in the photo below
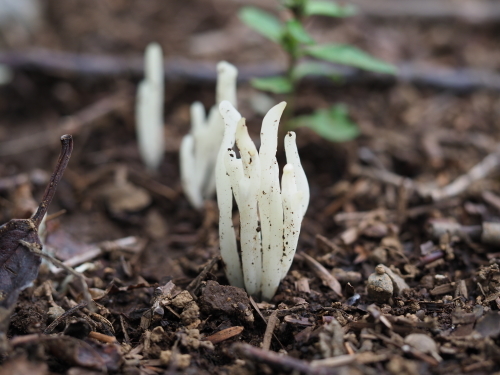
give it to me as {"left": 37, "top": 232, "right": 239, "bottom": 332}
{"left": 180, "top": 61, "right": 238, "bottom": 209}
{"left": 136, "top": 42, "right": 165, "bottom": 171}
{"left": 216, "top": 101, "right": 309, "bottom": 301}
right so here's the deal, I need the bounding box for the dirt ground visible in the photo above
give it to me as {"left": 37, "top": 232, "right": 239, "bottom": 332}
{"left": 1, "top": 0, "right": 500, "bottom": 374}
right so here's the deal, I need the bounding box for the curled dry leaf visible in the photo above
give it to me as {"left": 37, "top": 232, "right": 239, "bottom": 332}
{"left": 0, "top": 135, "right": 73, "bottom": 319}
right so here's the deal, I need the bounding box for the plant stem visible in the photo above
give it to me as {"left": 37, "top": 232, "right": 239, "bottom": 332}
{"left": 32, "top": 134, "right": 73, "bottom": 228}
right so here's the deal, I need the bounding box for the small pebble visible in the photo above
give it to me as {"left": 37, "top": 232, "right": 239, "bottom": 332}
{"left": 47, "top": 305, "right": 65, "bottom": 322}
{"left": 367, "top": 265, "right": 393, "bottom": 303}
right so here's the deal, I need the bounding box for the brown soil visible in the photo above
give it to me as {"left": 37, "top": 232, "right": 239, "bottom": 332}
{"left": 1, "top": 1, "right": 500, "bottom": 375}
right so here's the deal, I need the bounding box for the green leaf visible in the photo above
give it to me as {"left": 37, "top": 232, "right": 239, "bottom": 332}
{"left": 289, "top": 104, "right": 359, "bottom": 142}
{"left": 286, "top": 20, "right": 315, "bottom": 45}
{"left": 305, "top": 1, "right": 357, "bottom": 17}
{"left": 305, "top": 44, "right": 397, "bottom": 74}
{"left": 251, "top": 76, "right": 293, "bottom": 94}
{"left": 239, "top": 7, "right": 283, "bottom": 43}
{"left": 291, "top": 61, "right": 342, "bottom": 81}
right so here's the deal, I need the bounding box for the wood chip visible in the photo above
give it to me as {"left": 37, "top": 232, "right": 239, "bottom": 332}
{"left": 283, "top": 315, "right": 313, "bottom": 326}
{"left": 262, "top": 310, "right": 278, "bottom": 350}
{"left": 430, "top": 283, "right": 455, "bottom": 295}
{"left": 204, "top": 326, "right": 244, "bottom": 344}
{"left": 88, "top": 331, "right": 117, "bottom": 344}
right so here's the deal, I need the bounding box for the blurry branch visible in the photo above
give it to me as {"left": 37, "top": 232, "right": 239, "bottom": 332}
{"left": 352, "top": 146, "right": 500, "bottom": 202}
{"left": 427, "top": 148, "right": 500, "bottom": 201}
{"left": 0, "top": 92, "right": 129, "bottom": 156}
{"left": 2, "top": 49, "right": 500, "bottom": 92}
{"left": 350, "top": 0, "right": 500, "bottom": 23}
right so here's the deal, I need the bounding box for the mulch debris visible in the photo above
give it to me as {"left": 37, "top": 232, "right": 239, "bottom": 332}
{"left": 1, "top": 1, "right": 500, "bottom": 375}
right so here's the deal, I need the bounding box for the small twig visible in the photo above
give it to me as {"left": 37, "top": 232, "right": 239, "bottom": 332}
{"left": 128, "top": 167, "right": 178, "bottom": 201}
{"left": 299, "top": 253, "right": 343, "bottom": 298}
{"left": 44, "top": 301, "right": 88, "bottom": 334}
{"left": 233, "top": 343, "right": 331, "bottom": 375}
{"left": 353, "top": 146, "right": 500, "bottom": 202}
{"left": 31, "top": 135, "right": 73, "bottom": 227}
{"left": 186, "top": 255, "right": 220, "bottom": 297}
{"left": 0, "top": 94, "right": 127, "bottom": 156}
{"left": 119, "top": 315, "right": 131, "bottom": 345}
{"left": 20, "top": 240, "right": 94, "bottom": 311}
{"left": 429, "top": 150, "right": 500, "bottom": 201}
{"left": 249, "top": 297, "right": 284, "bottom": 350}
{"left": 351, "top": 164, "right": 423, "bottom": 196}
{"left": 262, "top": 310, "right": 279, "bottom": 351}
{"left": 56, "top": 236, "right": 143, "bottom": 270}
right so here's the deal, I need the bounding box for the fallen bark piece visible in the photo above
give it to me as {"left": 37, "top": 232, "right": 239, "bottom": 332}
{"left": 204, "top": 326, "right": 244, "bottom": 344}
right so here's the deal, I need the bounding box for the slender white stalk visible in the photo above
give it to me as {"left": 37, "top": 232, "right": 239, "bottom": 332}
{"left": 224, "top": 118, "right": 262, "bottom": 297}
{"left": 259, "top": 102, "right": 287, "bottom": 301}
{"left": 216, "top": 102, "right": 309, "bottom": 301}
{"left": 180, "top": 134, "right": 203, "bottom": 209}
{"left": 280, "top": 164, "right": 303, "bottom": 280}
{"left": 136, "top": 42, "right": 164, "bottom": 171}
{"left": 180, "top": 61, "right": 238, "bottom": 209}
{"left": 203, "top": 62, "right": 238, "bottom": 197}
{"left": 216, "top": 101, "right": 244, "bottom": 289}
{"left": 216, "top": 61, "right": 238, "bottom": 107}
{"left": 284, "top": 131, "right": 309, "bottom": 217}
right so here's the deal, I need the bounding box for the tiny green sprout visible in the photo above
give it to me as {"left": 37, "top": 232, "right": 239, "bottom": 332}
{"left": 239, "top": 0, "right": 396, "bottom": 142}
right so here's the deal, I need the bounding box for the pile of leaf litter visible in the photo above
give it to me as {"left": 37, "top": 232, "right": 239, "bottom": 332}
{"left": 2, "top": 1, "right": 500, "bottom": 375}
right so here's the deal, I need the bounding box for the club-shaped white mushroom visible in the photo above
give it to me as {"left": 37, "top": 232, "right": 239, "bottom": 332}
{"left": 136, "top": 42, "right": 165, "bottom": 171}
{"left": 180, "top": 61, "right": 238, "bottom": 209}
{"left": 217, "top": 101, "right": 309, "bottom": 301}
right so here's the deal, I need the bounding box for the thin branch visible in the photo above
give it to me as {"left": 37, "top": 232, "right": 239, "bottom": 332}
{"left": 0, "top": 93, "right": 128, "bottom": 156}
{"left": 2, "top": 49, "right": 500, "bottom": 92}
{"left": 233, "top": 343, "right": 332, "bottom": 375}
{"left": 350, "top": 0, "right": 500, "bottom": 23}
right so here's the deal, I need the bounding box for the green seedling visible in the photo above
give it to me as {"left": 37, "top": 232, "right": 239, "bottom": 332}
{"left": 239, "top": 0, "right": 396, "bottom": 142}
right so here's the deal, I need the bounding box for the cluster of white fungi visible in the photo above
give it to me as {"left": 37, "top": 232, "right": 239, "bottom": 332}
{"left": 136, "top": 43, "right": 309, "bottom": 300}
